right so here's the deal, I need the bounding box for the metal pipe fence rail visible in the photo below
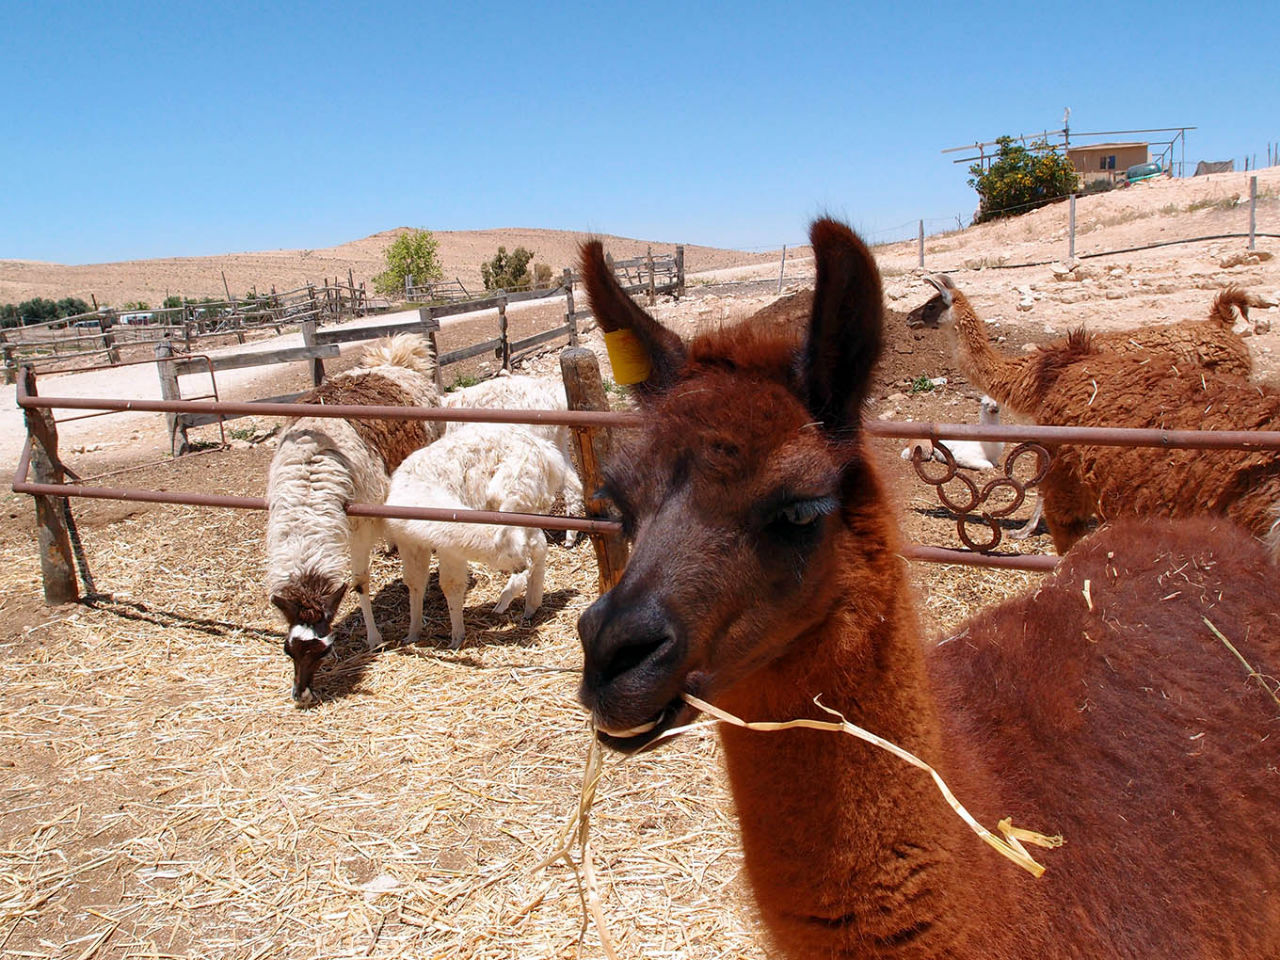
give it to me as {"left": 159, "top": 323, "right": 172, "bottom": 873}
{"left": 15, "top": 365, "right": 1280, "bottom": 607}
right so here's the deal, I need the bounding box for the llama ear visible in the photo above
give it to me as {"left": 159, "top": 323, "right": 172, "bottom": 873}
{"left": 323, "top": 583, "right": 348, "bottom": 618}
{"left": 579, "top": 240, "right": 687, "bottom": 400}
{"left": 271, "top": 593, "right": 299, "bottom": 623}
{"left": 802, "top": 218, "right": 884, "bottom": 435}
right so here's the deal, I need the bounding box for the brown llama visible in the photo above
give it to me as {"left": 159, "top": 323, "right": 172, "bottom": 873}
{"left": 575, "top": 218, "right": 1280, "bottom": 959}
{"left": 926, "top": 279, "right": 1280, "bottom": 555}
{"left": 926, "top": 275, "right": 1260, "bottom": 404}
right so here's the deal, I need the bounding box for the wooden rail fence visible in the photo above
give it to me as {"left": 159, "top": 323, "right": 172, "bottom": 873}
{"left": 147, "top": 252, "right": 684, "bottom": 455}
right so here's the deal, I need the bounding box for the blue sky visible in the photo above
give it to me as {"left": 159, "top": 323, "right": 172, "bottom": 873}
{"left": 2, "top": 0, "right": 1276, "bottom": 264}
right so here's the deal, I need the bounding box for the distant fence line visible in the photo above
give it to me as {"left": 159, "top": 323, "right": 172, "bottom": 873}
{"left": 152, "top": 250, "right": 684, "bottom": 455}
{"left": 0, "top": 277, "right": 382, "bottom": 383}
{"left": 2, "top": 248, "right": 687, "bottom": 387}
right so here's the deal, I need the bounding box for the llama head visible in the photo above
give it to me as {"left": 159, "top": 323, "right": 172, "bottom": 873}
{"left": 577, "top": 218, "right": 885, "bottom": 752}
{"left": 270, "top": 573, "right": 348, "bottom": 704}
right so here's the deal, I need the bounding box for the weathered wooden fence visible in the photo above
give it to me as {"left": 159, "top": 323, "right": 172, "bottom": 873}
{"left": 19, "top": 354, "right": 1280, "bottom": 608}
{"left": 1, "top": 277, "right": 377, "bottom": 383}
{"left": 147, "top": 253, "right": 685, "bottom": 455}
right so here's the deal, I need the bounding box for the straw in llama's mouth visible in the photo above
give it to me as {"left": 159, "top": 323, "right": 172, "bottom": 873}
{"left": 594, "top": 717, "right": 660, "bottom": 738}
{"left": 592, "top": 697, "right": 694, "bottom": 752}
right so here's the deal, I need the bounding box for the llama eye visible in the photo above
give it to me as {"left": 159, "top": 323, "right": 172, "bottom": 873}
{"left": 776, "top": 497, "right": 838, "bottom": 527}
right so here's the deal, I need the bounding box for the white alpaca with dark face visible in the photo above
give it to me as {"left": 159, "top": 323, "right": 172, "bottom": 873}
{"left": 266, "top": 334, "right": 440, "bottom": 703}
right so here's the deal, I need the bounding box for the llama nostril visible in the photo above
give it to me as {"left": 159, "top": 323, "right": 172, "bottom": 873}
{"left": 600, "top": 629, "right": 675, "bottom": 686}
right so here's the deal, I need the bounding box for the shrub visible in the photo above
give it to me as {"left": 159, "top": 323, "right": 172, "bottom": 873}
{"left": 968, "top": 136, "right": 1079, "bottom": 223}
{"left": 533, "top": 262, "right": 555, "bottom": 289}
{"left": 480, "top": 246, "right": 535, "bottom": 291}
{"left": 373, "top": 229, "right": 443, "bottom": 296}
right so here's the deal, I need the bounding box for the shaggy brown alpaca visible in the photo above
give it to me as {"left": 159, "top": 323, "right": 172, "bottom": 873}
{"left": 928, "top": 276, "right": 1261, "bottom": 398}
{"left": 266, "top": 334, "right": 441, "bottom": 702}
{"left": 1015, "top": 345, "right": 1280, "bottom": 554}
{"left": 575, "top": 218, "right": 1280, "bottom": 959}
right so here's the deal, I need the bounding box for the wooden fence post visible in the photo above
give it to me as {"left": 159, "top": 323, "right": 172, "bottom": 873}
{"left": 3, "top": 343, "right": 16, "bottom": 385}
{"left": 1068, "top": 194, "right": 1077, "bottom": 260}
{"left": 154, "top": 341, "right": 189, "bottom": 456}
{"left": 102, "top": 328, "right": 120, "bottom": 364}
{"left": 563, "top": 268, "right": 579, "bottom": 346}
{"left": 917, "top": 221, "right": 924, "bottom": 269}
{"left": 560, "top": 348, "right": 628, "bottom": 594}
{"left": 301, "top": 318, "right": 324, "bottom": 385}
{"left": 498, "top": 297, "right": 511, "bottom": 370}
{"left": 1249, "top": 175, "right": 1257, "bottom": 251}
{"left": 646, "top": 246, "right": 656, "bottom": 306}
{"left": 674, "top": 245, "right": 685, "bottom": 297}
{"left": 412, "top": 306, "right": 445, "bottom": 393}
{"left": 22, "top": 366, "right": 78, "bottom": 604}
{"left": 777, "top": 244, "right": 788, "bottom": 294}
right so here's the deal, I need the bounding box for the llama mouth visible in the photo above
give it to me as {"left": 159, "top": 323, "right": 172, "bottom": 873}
{"left": 595, "top": 717, "right": 660, "bottom": 737}
{"left": 593, "top": 697, "right": 693, "bottom": 753}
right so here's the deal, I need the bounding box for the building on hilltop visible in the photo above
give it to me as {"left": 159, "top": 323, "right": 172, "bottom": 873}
{"left": 1067, "top": 141, "right": 1150, "bottom": 183}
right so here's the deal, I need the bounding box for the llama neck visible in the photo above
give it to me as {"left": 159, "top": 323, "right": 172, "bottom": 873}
{"left": 715, "top": 498, "right": 1005, "bottom": 957}
{"left": 949, "top": 292, "right": 1037, "bottom": 415}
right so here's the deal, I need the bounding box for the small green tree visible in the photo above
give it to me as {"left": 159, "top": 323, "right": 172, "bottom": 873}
{"left": 480, "top": 246, "right": 535, "bottom": 291}
{"left": 374, "top": 229, "right": 443, "bottom": 296}
{"left": 968, "top": 136, "right": 1079, "bottom": 223}
{"left": 532, "top": 263, "right": 555, "bottom": 289}
{"left": 162, "top": 295, "right": 184, "bottom": 309}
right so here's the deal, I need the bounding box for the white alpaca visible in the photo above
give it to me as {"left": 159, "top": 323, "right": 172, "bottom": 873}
{"left": 385, "top": 423, "right": 571, "bottom": 648}
{"left": 441, "top": 373, "right": 585, "bottom": 545}
{"left": 266, "top": 334, "right": 440, "bottom": 702}
{"left": 901, "top": 395, "right": 1004, "bottom": 470}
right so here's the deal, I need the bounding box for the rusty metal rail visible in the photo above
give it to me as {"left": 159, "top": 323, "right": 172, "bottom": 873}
{"left": 14, "top": 369, "right": 1280, "bottom": 576}
{"left": 18, "top": 374, "right": 1280, "bottom": 450}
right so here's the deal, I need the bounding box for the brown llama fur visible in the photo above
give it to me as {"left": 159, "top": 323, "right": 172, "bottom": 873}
{"left": 932, "top": 279, "right": 1280, "bottom": 554}
{"left": 575, "top": 219, "right": 1280, "bottom": 959}
{"left": 299, "top": 372, "right": 430, "bottom": 474}
{"left": 929, "top": 277, "right": 1258, "bottom": 402}
{"left": 1018, "top": 347, "right": 1280, "bottom": 554}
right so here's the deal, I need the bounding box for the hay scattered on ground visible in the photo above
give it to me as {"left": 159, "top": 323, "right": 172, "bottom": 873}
{"left": 0, "top": 433, "right": 1042, "bottom": 959}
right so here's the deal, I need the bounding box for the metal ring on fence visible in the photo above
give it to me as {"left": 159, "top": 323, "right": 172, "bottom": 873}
{"left": 911, "top": 439, "right": 1054, "bottom": 554}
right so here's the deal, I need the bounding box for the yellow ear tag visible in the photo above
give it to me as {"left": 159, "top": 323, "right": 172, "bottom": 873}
{"left": 603, "top": 329, "right": 653, "bottom": 385}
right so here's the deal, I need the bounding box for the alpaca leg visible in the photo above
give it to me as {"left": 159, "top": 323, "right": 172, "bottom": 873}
{"left": 522, "top": 533, "right": 547, "bottom": 624}
{"left": 562, "top": 464, "right": 585, "bottom": 548}
{"left": 493, "top": 571, "right": 529, "bottom": 614}
{"left": 437, "top": 555, "right": 469, "bottom": 649}
{"left": 350, "top": 523, "right": 382, "bottom": 649}
{"left": 399, "top": 544, "right": 431, "bottom": 645}
{"left": 1010, "top": 492, "right": 1045, "bottom": 540}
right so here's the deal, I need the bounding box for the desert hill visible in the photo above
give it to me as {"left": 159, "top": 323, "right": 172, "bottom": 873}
{"left": 0, "top": 226, "right": 780, "bottom": 307}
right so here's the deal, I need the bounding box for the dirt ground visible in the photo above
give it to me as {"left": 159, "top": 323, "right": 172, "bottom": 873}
{"left": 2, "top": 171, "right": 1278, "bottom": 959}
